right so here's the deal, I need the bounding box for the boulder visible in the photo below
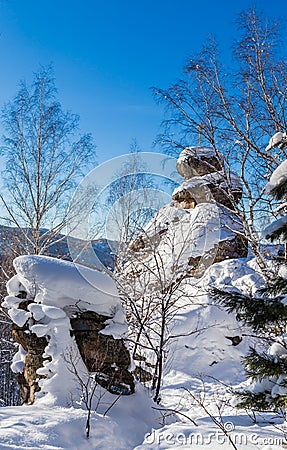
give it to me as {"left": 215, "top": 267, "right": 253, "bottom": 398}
{"left": 176, "top": 146, "right": 223, "bottom": 179}
{"left": 10, "top": 303, "right": 135, "bottom": 403}
{"left": 173, "top": 165, "right": 243, "bottom": 210}
{"left": 71, "top": 311, "right": 134, "bottom": 395}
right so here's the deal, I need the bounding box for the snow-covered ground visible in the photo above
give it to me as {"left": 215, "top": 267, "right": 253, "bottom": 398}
{"left": 0, "top": 384, "right": 284, "bottom": 450}
{"left": 0, "top": 257, "right": 286, "bottom": 449}
{"left": 0, "top": 384, "right": 158, "bottom": 450}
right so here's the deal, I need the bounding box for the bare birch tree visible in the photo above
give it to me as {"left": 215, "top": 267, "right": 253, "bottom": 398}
{"left": 0, "top": 65, "right": 96, "bottom": 255}
{"left": 117, "top": 209, "right": 213, "bottom": 403}
{"left": 153, "top": 8, "right": 287, "bottom": 280}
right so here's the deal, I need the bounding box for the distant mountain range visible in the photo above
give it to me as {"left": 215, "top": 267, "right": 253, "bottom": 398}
{"left": 0, "top": 224, "right": 283, "bottom": 273}
{"left": 0, "top": 225, "right": 116, "bottom": 270}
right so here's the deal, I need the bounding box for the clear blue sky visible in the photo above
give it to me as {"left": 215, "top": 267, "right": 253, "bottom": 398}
{"left": 0, "top": 0, "right": 286, "bottom": 163}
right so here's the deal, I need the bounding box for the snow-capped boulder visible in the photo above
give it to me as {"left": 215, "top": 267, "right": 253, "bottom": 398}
{"left": 4, "top": 255, "right": 134, "bottom": 405}
{"left": 176, "top": 146, "right": 223, "bottom": 179}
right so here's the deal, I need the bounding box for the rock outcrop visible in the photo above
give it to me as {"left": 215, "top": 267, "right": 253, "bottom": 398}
{"left": 125, "top": 146, "right": 247, "bottom": 282}
{"left": 11, "top": 299, "right": 48, "bottom": 404}
{"left": 4, "top": 255, "right": 134, "bottom": 405}
{"left": 120, "top": 146, "right": 249, "bottom": 385}
{"left": 176, "top": 146, "right": 223, "bottom": 179}
{"left": 173, "top": 147, "right": 243, "bottom": 210}
{"left": 71, "top": 311, "right": 134, "bottom": 395}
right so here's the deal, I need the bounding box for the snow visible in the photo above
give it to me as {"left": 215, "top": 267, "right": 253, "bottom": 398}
{"left": 163, "top": 257, "right": 266, "bottom": 380}
{"left": 202, "top": 257, "right": 266, "bottom": 294}
{"left": 101, "top": 308, "right": 129, "bottom": 339}
{"left": 11, "top": 254, "right": 121, "bottom": 317}
{"left": 3, "top": 295, "right": 21, "bottom": 308}
{"left": 269, "top": 342, "right": 287, "bottom": 357}
{"left": 0, "top": 383, "right": 160, "bottom": 450}
{"left": 178, "top": 146, "right": 223, "bottom": 160}
{"left": 279, "top": 265, "right": 287, "bottom": 279}
{"left": 172, "top": 170, "right": 242, "bottom": 198}
{"left": 8, "top": 307, "right": 31, "bottom": 327}
{"left": 136, "top": 417, "right": 285, "bottom": 449}
{"left": 11, "top": 345, "right": 26, "bottom": 374}
{"left": 1, "top": 257, "right": 286, "bottom": 449}
{"left": 2, "top": 144, "right": 286, "bottom": 448}
{"left": 3, "top": 255, "right": 130, "bottom": 407}
{"left": 125, "top": 257, "right": 285, "bottom": 449}
{"left": 128, "top": 202, "right": 245, "bottom": 286}
{"left": 176, "top": 147, "right": 223, "bottom": 180}
{"left": 27, "top": 303, "right": 46, "bottom": 320}
{"left": 41, "top": 305, "right": 67, "bottom": 319}
{"left": 262, "top": 215, "right": 287, "bottom": 239}
{"left": 6, "top": 275, "right": 26, "bottom": 297}
{"left": 265, "top": 131, "right": 287, "bottom": 151}
{"left": 265, "top": 159, "right": 287, "bottom": 193}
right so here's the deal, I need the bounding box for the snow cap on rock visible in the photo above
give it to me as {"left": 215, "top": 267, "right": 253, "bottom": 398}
{"left": 176, "top": 146, "right": 223, "bottom": 180}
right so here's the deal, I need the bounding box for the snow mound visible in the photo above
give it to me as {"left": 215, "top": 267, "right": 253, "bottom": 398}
{"left": 165, "top": 257, "right": 266, "bottom": 383}
{"left": 262, "top": 215, "right": 287, "bottom": 240}
{"left": 7, "top": 254, "right": 120, "bottom": 317}
{"left": 0, "top": 385, "right": 159, "bottom": 450}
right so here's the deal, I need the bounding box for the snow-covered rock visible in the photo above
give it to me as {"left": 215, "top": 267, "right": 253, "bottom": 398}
{"left": 4, "top": 255, "right": 135, "bottom": 405}
{"left": 265, "top": 131, "right": 287, "bottom": 151}
{"left": 120, "top": 147, "right": 253, "bottom": 394}
{"left": 262, "top": 215, "right": 287, "bottom": 240}
{"left": 176, "top": 146, "right": 223, "bottom": 179}
{"left": 128, "top": 146, "right": 247, "bottom": 282}
{"left": 172, "top": 170, "right": 242, "bottom": 208}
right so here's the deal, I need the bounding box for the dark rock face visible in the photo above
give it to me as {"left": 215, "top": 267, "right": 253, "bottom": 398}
{"left": 172, "top": 178, "right": 242, "bottom": 210}
{"left": 214, "top": 235, "right": 248, "bottom": 262}
{"left": 172, "top": 189, "right": 198, "bottom": 210}
{"left": 12, "top": 303, "right": 134, "bottom": 404}
{"left": 71, "top": 311, "right": 134, "bottom": 395}
{"left": 173, "top": 147, "right": 243, "bottom": 212}
{"left": 186, "top": 234, "right": 248, "bottom": 277}
{"left": 11, "top": 300, "right": 48, "bottom": 404}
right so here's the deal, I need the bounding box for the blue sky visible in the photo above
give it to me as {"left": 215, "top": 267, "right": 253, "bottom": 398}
{"left": 0, "top": 0, "right": 286, "bottom": 163}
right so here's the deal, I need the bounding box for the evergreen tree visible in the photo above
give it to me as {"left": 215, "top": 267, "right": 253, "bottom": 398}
{"left": 213, "top": 132, "right": 287, "bottom": 412}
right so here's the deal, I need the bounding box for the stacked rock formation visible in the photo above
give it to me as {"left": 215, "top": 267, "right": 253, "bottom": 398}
{"left": 173, "top": 147, "right": 243, "bottom": 209}
{"left": 121, "top": 146, "right": 248, "bottom": 384}
{"left": 172, "top": 146, "right": 248, "bottom": 266}
{"left": 127, "top": 146, "right": 248, "bottom": 280}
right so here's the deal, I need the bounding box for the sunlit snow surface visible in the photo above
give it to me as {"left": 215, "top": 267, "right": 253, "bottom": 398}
{"left": 8, "top": 254, "right": 121, "bottom": 315}
{"left": 266, "top": 159, "right": 287, "bottom": 193}
{"left": 1, "top": 256, "right": 285, "bottom": 449}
